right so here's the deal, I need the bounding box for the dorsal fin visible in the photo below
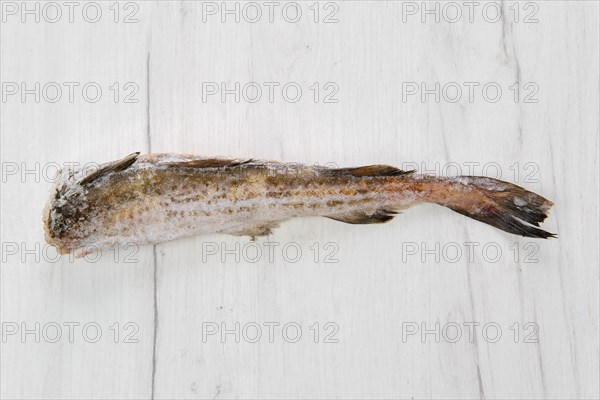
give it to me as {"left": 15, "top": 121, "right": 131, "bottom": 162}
{"left": 78, "top": 152, "right": 140, "bottom": 185}
{"left": 326, "top": 208, "right": 399, "bottom": 224}
{"left": 164, "top": 158, "right": 253, "bottom": 169}
{"left": 329, "top": 165, "right": 414, "bottom": 177}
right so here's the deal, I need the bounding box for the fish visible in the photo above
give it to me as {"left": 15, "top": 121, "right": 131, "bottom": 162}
{"left": 43, "top": 152, "right": 555, "bottom": 257}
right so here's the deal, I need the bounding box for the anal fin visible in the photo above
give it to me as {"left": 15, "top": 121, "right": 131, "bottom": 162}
{"left": 222, "top": 221, "right": 281, "bottom": 240}
{"left": 326, "top": 208, "right": 400, "bottom": 225}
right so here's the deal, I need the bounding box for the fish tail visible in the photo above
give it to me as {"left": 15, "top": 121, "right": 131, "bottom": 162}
{"left": 429, "top": 176, "right": 556, "bottom": 239}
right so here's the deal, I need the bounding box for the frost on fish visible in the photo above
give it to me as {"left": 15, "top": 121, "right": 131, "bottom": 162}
{"left": 43, "top": 152, "right": 555, "bottom": 257}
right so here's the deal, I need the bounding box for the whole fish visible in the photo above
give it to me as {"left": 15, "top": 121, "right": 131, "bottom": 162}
{"left": 43, "top": 152, "right": 555, "bottom": 257}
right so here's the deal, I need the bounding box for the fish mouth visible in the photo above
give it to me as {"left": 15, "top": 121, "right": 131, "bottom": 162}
{"left": 42, "top": 203, "right": 58, "bottom": 253}
{"left": 42, "top": 195, "right": 71, "bottom": 255}
{"left": 42, "top": 182, "right": 97, "bottom": 258}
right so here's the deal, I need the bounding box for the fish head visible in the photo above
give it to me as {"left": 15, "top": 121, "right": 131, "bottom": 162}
{"left": 42, "top": 166, "right": 94, "bottom": 255}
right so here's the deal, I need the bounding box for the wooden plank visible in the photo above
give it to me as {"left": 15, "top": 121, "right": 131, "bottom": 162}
{"left": 1, "top": 1, "right": 598, "bottom": 399}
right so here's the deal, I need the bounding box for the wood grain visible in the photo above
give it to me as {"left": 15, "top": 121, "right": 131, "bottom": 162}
{"left": 1, "top": 1, "right": 598, "bottom": 399}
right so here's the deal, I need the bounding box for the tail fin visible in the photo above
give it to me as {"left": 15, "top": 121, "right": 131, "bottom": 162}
{"left": 434, "top": 176, "right": 556, "bottom": 239}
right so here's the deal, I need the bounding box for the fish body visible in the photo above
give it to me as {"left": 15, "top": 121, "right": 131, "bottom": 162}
{"left": 43, "top": 152, "right": 555, "bottom": 257}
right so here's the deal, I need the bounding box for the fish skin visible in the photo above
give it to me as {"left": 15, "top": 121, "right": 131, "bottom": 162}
{"left": 43, "top": 152, "right": 555, "bottom": 257}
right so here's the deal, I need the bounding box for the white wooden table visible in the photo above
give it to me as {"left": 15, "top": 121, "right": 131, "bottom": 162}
{"left": 1, "top": 1, "right": 598, "bottom": 398}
